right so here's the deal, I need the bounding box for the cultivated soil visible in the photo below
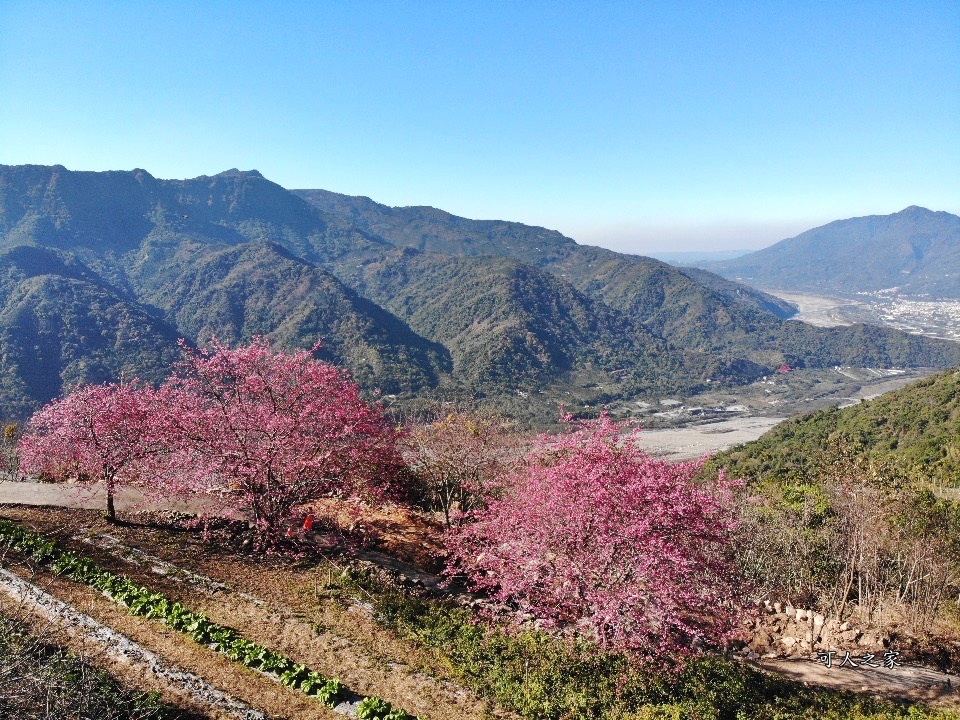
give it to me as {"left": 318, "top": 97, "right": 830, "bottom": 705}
{"left": 2, "top": 501, "right": 959, "bottom": 714}
{"left": 0, "top": 505, "right": 514, "bottom": 720}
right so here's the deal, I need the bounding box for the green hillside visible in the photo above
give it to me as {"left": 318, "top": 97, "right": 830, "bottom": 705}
{"left": 704, "top": 206, "right": 960, "bottom": 298}
{"left": 333, "top": 247, "right": 692, "bottom": 393}
{"left": 126, "top": 238, "right": 451, "bottom": 393}
{"left": 710, "top": 368, "right": 960, "bottom": 487}
{"left": 2, "top": 163, "right": 960, "bottom": 422}
{"left": 297, "top": 186, "right": 960, "bottom": 373}
{"left": 0, "top": 246, "right": 180, "bottom": 416}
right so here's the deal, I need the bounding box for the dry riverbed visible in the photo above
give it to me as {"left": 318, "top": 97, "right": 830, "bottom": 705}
{"left": 632, "top": 416, "right": 786, "bottom": 460}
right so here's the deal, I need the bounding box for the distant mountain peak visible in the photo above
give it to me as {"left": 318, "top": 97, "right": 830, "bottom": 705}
{"left": 703, "top": 206, "right": 960, "bottom": 298}
{"left": 214, "top": 168, "right": 264, "bottom": 179}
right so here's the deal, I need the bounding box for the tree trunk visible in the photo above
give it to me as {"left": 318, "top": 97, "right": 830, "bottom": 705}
{"left": 106, "top": 484, "right": 116, "bottom": 522}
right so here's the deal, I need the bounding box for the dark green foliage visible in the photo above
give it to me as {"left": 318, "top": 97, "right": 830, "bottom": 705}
{"left": 0, "top": 245, "right": 179, "bottom": 417}
{"left": 334, "top": 248, "right": 690, "bottom": 393}
{"left": 2, "top": 164, "right": 959, "bottom": 423}
{"left": 126, "top": 238, "right": 451, "bottom": 393}
{"left": 297, "top": 185, "right": 960, "bottom": 378}
{"left": 705, "top": 206, "right": 960, "bottom": 298}
{"left": 0, "top": 166, "right": 449, "bottom": 416}
{"left": 706, "top": 374, "right": 960, "bottom": 619}
{"left": 356, "top": 696, "right": 415, "bottom": 720}
{"left": 708, "top": 369, "right": 960, "bottom": 487}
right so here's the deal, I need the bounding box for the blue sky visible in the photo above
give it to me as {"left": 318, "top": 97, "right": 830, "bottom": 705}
{"left": 1, "top": 1, "right": 958, "bottom": 253}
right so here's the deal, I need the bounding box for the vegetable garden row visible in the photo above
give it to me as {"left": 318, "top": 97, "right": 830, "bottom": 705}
{"left": 0, "top": 519, "right": 417, "bottom": 720}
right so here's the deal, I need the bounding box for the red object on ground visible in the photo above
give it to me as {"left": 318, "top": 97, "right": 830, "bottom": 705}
{"left": 303, "top": 514, "right": 314, "bottom": 531}
{"left": 778, "top": 365, "right": 792, "bottom": 373}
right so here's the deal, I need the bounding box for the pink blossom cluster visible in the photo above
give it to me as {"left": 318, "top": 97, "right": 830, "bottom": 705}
{"left": 445, "top": 414, "right": 744, "bottom": 663}
{"left": 19, "top": 337, "right": 402, "bottom": 546}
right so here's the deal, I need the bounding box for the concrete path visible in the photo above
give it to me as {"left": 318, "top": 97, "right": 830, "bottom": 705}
{"left": 0, "top": 480, "right": 217, "bottom": 514}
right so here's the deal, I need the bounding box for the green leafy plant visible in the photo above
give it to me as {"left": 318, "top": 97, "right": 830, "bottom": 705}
{"left": 0, "top": 520, "right": 395, "bottom": 713}
{"left": 357, "top": 696, "right": 414, "bottom": 720}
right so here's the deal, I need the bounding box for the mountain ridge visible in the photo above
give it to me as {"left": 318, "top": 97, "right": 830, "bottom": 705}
{"left": 0, "top": 164, "right": 958, "bottom": 422}
{"left": 700, "top": 206, "right": 960, "bottom": 298}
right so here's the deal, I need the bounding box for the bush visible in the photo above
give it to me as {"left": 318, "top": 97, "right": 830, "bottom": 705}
{"left": 355, "top": 570, "right": 959, "bottom": 720}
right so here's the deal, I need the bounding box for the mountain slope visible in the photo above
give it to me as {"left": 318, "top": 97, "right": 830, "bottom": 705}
{"left": 0, "top": 246, "right": 180, "bottom": 417}
{"left": 0, "top": 165, "right": 455, "bottom": 414}
{"left": 293, "top": 188, "right": 797, "bottom": 321}
{"left": 2, "top": 164, "right": 959, "bottom": 423}
{"left": 333, "top": 247, "right": 694, "bottom": 393}
{"left": 708, "top": 368, "right": 960, "bottom": 487}
{"left": 0, "top": 165, "right": 392, "bottom": 265}
{"left": 125, "top": 238, "right": 451, "bottom": 393}
{"left": 296, "top": 187, "right": 960, "bottom": 372}
{"left": 702, "top": 206, "right": 960, "bottom": 298}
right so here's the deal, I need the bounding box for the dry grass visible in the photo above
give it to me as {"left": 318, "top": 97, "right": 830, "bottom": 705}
{"left": 0, "top": 505, "right": 511, "bottom": 720}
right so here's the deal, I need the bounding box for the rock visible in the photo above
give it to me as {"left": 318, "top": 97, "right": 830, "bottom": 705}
{"left": 812, "top": 614, "right": 826, "bottom": 640}
{"left": 773, "top": 602, "right": 783, "bottom": 614}
{"left": 839, "top": 621, "right": 850, "bottom": 632}
{"left": 781, "top": 636, "right": 798, "bottom": 648}
{"left": 749, "top": 630, "right": 773, "bottom": 652}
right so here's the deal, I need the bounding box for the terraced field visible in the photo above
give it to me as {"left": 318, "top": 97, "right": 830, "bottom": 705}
{"left": 1, "top": 502, "right": 958, "bottom": 718}
{"left": 0, "top": 506, "right": 513, "bottom": 720}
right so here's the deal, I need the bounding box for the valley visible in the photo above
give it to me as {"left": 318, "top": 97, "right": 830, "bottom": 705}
{"left": 610, "top": 363, "right": 932, "bottom": 428}
{"left": 766, "top": 289, "right": 960, "bottom": 342}
{"left": 5, "top": 5, "right": 960, "bottom": 718}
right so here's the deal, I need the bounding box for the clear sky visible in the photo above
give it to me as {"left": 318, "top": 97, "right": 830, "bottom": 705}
{"left": 1, "top": 1, "right": 958, "bottom": 253}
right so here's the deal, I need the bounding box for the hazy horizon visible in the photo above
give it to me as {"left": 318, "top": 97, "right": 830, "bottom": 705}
{"left": 2, "top": 2, "right": 957, "bottom": 254}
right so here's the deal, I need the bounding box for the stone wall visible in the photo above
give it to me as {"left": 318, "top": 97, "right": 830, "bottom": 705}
{"left": 743, "top": 599, "right": 892, "bottom": 661}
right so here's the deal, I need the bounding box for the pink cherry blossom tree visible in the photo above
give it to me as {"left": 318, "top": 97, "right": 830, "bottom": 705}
{"left": 445, "top": 414, "right": 744, "bottom": 665}
{"left": 18, "top": 383, "right": 166, "bottom": 520}
{"left": 156, "top": 338, "right": 404, "bottom": 548}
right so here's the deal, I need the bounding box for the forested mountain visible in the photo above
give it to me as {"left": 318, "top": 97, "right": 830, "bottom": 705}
{"left": 0, "top": 165, "right": 447, "bottom": 412}
{"left": 701, "top": 206, "right": 960, "bottom": 298}
{"left": 125, "top": 239, "right": 451, "bottom": 392}
{"left": 0, "top": 245, "right": 179, "bottom": 416}
{"left": 0, "top": 163, "right": 958, "bottom": 421}
{"left": 333, "top": 247, "right": 693, "bottom": 394}
{"left": 708, "top": 368, "right": 960, "bottom": 487}
{"left": 296, "top": 186, "right": 960, "bottom": 371}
